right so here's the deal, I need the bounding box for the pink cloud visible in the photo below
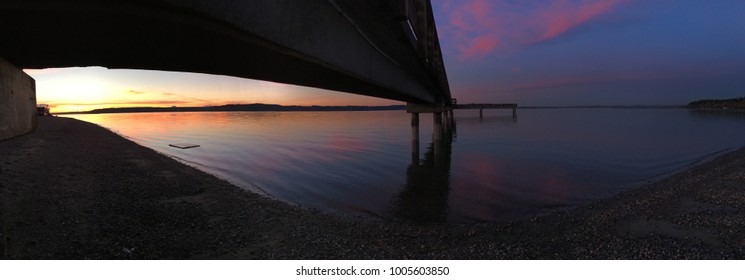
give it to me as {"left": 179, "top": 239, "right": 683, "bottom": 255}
{"left": 442, "top": 0, "right": 631, "bottom": 60}
{"left": 461, "top": 35, "right": 501, "bottom": 59}
{"left": 449, "top": 0, "right": 497, "bottom": 32}
{"left": 532, "top": 0, "right": 627, "bottom": 42}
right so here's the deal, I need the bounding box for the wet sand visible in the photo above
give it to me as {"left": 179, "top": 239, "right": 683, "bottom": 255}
{"left": 1, "top": 117, "right": 744, "bottom": 259}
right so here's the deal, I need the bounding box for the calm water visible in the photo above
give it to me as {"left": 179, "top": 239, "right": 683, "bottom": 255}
{"left": 67, "top": 109, "right": 745, "bottom": 223}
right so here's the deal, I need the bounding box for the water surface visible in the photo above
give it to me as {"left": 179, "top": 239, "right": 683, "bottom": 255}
{"left": 67, "top": 108, "right": 745, "bottom": 222}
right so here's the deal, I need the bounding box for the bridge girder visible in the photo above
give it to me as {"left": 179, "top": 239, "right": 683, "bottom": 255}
{"left": 0, "top": 0, "right": 450, "bottom": 105}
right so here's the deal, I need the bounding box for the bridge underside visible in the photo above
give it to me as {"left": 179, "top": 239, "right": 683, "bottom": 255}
{"left": 0, "top": 0, "right": 450, "bottom": 105}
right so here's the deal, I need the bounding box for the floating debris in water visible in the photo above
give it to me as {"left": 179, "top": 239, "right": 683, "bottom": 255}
{"left": 169, "top": 143, "right": 200, "bottom": 149}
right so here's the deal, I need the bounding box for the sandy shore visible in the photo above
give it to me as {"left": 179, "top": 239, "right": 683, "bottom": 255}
{"left": 1, "top": 117, "right": 744, "bottom": 259}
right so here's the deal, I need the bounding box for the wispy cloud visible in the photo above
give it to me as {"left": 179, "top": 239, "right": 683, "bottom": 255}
{"left": 461, "top": 34, "right": 502, "bottom": 59}
{"left": 127, "top": 90, "right": 146, "bottom": 95}
{"left": 442, "top": 0, "right": 632, "bottom": 60}
{"left": 160, "top": 92, "right": 212, "bottom": 103}
{"left": 529, "top": 0, "right": 628, "bottom": 43}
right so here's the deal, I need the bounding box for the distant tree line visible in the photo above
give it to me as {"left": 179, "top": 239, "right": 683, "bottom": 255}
{"left": 687, "top": 97, "right": 745, "bottom": 109}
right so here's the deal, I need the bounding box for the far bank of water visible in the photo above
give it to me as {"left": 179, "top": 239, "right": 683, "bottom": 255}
{"left": 67, "top": 108, "right": 745, "bottom": 223}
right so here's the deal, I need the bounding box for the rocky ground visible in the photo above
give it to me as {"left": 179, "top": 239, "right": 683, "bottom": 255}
{"left": 1, "top": 117, "right": 744, "bottom": 259}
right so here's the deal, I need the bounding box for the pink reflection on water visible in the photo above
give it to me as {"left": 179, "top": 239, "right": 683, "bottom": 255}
{"left": 451, "top": 153, "right": 508, "bottom": 219}
{"left": 540, "top": 170, "right": 571, "bottom": 202}
{"left": 327, "top": 136, "right": 367, "bottom": 153}
{"left": 325, "top": 135, "right": 371, "bottom": 161}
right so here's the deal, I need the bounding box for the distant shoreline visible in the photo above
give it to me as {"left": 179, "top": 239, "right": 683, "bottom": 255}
{"left": 55, "top": 102, "right": 745, "bottom": 115}
{"left": 55, "top": 103, "right": 406, "bottom": 115}
{"left": 55, "top": 104, "right": 686, "bottom": 115}
{"left": 687, "top": 97, "right": 745, "bottom": 109}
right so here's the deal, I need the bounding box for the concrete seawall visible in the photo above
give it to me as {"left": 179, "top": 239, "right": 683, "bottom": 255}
{"left": 0, "top": 56, "right": 36, "bottom": 141}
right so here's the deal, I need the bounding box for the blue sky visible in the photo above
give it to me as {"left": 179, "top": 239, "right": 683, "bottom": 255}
{"left": 26, "top": 0, "right": 745, "bottom": 112}
{"left": 435, "top": 0, "right": 745, "bottom": 106}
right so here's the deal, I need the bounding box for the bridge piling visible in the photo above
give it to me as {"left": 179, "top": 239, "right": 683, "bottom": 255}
{"left": 433, "top": 112, "right": 443, "bottom": 142}
{"left": 410, "top": 112, "right": 419, "bottom": 142}
{"left": 442, "top": 110, "right": 449, "bottom": 132}
{"left": 448, "top": 109, "right": 454, "bottom": 124}
{"left": 410, "top": 112, "right": 420, "bottom": 165}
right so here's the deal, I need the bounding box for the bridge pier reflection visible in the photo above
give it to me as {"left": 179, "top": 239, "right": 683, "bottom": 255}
{"left": 410, "top": 112, "right": 419, "bottom": 142}
{"left": 394, "top": 114, "right": 454, "bottom": 223}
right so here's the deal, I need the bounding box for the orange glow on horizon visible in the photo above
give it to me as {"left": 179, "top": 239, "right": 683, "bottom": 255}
{"left": 24, "top": 67, "right": 401, "bottom": 113}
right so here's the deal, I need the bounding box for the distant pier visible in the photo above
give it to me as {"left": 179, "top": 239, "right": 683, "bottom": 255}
{"left": 453, "top": 103, "right": 518, "bottom": 119}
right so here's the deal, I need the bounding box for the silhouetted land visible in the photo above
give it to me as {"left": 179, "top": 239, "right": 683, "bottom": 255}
{"left": 56, "top": 103, "right": 406, "bottom": 115}
{"left": 687, "top": 97, "right": 745, "bottom": 109}
{"left": 2, "top": 117, "right": 745, "bottom": 259}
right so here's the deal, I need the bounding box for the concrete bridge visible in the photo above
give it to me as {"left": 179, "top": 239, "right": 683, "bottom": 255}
{"left": 0, "top": 0, "right": 451, "bottom": 140}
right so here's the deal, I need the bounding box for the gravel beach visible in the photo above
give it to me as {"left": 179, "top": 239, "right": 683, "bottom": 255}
{"left": 2, "top": 116, "right": 744, "bottom": 259}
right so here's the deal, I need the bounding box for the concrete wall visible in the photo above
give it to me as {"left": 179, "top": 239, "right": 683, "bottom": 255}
{"left": 0, "top": 56, "right": 36, "bottom": 141}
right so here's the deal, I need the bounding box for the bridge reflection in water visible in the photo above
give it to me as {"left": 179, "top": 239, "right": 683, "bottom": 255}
{"left": 392, "top": 117, "right": 456, "bottom": 224}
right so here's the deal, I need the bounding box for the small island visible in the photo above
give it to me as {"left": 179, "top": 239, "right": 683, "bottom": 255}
{"left": 687, "top": 97, "right": 745, "bottom": 109}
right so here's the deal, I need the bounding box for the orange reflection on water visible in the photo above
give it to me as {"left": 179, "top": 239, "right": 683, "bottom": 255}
{"left": 70, "top": 111, "right": 268, "bottom": 138}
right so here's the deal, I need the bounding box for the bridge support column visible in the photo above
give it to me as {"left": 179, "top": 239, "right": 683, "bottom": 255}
{"left": 433, "top": 111, "right": 443, "bottom": 167}
{"left": 448, "top": 109, "right": 454, "bottom": 124}
{"left": 410, "top": 112, "right": 419, "bottom": 165}
{"left": 1, "top": 57, "right": 37, "bottom": 141}
{"left": 410, "top": 112, "right": 419, "bottom": 142}
{"left": 444, "top": 109, "right": 455, "bottom": 134}
{"left": 411, "top": 139, "right": 420, "bottom": 166}
{"left": 433, "top": 112, "right": 442, "bottom": 142}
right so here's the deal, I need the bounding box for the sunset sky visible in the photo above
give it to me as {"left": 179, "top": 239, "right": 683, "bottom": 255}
{"left": 25, "top": 0, "right": 745, "bottom": 113}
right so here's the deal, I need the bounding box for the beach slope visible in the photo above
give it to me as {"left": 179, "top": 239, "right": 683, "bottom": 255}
{"left": 1, "top": 117, "right": 744, "bottom": 259}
